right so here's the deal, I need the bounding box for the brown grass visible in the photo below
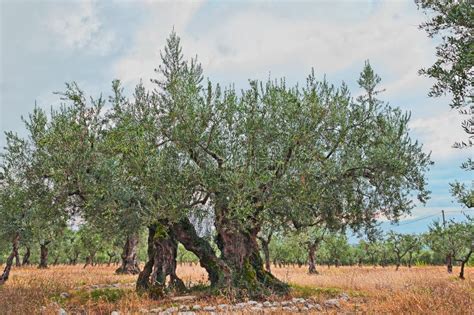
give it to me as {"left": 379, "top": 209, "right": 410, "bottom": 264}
{"left": 0, "top": 264, "right": 472, "bottom": 314}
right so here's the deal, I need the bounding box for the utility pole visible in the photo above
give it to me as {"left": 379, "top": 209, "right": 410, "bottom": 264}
{"left": 442, "top": 210, "right": 452, "bottom": 273}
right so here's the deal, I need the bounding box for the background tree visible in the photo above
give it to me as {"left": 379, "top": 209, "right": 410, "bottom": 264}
{"left": 387, "top": 232, "right": 420, "bottom": 270}
{"left": 426, "top": 218, "right": 474, "bottom": 279}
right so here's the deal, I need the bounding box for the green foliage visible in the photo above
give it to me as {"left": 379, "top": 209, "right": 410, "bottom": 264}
{"left": 426, "top": 218, "right": 474, "bottom": 263}
{"left": 416, "top": 0, "right": 473, "bottom": 109}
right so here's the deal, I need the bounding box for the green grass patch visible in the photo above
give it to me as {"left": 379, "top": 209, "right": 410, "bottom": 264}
{"left": 72, "top": 288, "right": 127, "bottom": 304}
{"left": 290, "top": 284, "right": 368, "bottom": 299}
{"left": 290, "top": 284, "right": 342, "bottom": 298}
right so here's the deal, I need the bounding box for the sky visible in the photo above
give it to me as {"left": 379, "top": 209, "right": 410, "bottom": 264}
{"left": 0, "top": 0, "right": 472, "bottom": 235}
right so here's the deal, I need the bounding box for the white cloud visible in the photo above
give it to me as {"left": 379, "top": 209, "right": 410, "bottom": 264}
{"left": 113, "top": 0, "right": 205, "bottom": 87}
{"left": 46, "top": 0, "right": 115, "bottom": 55}
{"left": 410, "top": 109, "right": 471, "bottom": 161}
{"left": 113, "top": 0, "right": 436, "bottom": 94}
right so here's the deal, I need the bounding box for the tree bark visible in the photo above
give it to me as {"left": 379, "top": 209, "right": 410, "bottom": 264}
{"left": 447, "top": 253, "right": 453, "bottom": 273}
{"left": 458, "top": 249, "right": 473, "bottom": 280}
{"left": 0, "top": 234, "right": 20, "bottom": 285}
{"left": 22, "top": 246, "right": 31, "bottom": 266}
{"left": 83, "top": 253, "right": 95, "bottom": 268}
{"left": 116, "top": 234, "right": 141, "bottom": 274}
{"left": 214, "top": 211, "right": 289, "bottom": 297}
{"left": 170, "top": 217, "right": 231, "bottom": 289}
{"left": 136, "top": 224, "right": 185, "bottom": 298}
{"left": 260, "top": 239, "right": 271, "bottom": 273}
{"left": 14, "top": 246, "right": 21, "bottom": 267}
{"left": 38, "top": 243, "right": 49, "bottom": 269}
{"left": 308, "top": 244, "right": 319, "bottom": 274}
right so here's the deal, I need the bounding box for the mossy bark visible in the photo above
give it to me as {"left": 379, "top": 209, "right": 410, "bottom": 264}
{"left": 215, "top": 213, "right": 289, "bottom": 297}
{"left": 171, "top": 217, "right": 231, "bottom": 289}
{"left": 136, "top": 224, "right": 185, "bottom": 298}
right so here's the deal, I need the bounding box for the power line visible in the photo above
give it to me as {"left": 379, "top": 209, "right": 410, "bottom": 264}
{"left": 393, "top": 209, "right": 473, "bottom": 226}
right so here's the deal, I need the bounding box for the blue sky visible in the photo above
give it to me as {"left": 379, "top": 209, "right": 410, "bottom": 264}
{"left": 1, "top": 0, "right": 472, "bottom": 234}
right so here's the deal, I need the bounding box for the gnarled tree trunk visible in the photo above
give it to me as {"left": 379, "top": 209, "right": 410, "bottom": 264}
{"left": 214, "top": 211, "right": 289, "bottom": 297}
{"left": 0, "top": 234, "right": 20, "bottom": 285}
{"left": 116, "top": 234, "right": 140, "bottom": 274}
{"left": 458, "top": 249, "right": 473, "bottom": 280}
{"left": 22, "top": 246, "right": 31, "bottom": 266}
{"left": 38, "top": 242, "right": 49, "bottom": 269}
{"left": 171, "top": 217, "right": 231, "bottom": 288}
{"left": 136, "top": 224, "right": 185, "bottom": 298}
{"left": 308, "top": 244, "right": 319, "bottom": 274}
{"left": 14, "top": 247, "right": 21, "bottom": 267}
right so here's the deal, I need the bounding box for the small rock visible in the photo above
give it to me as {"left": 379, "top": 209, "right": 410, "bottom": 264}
{"left": 165, "top": 307, "right": 178, "bottom": 313}
{"left": 177, "top": 312, "right": 195, "bottom": 315}
{"left": 290, "top": 306, "right": 299, "bottom": 312}
{"left": 149, "top": 308, "right": 163, "bottom": 313}
{"left": 234, "top": 303, "right": 247, "bottom": 309}
{"left": 248, "top": 300, "right": 258, "bottom": 306}
{"left": 179, "top": 305, "right": 189, "bottom": 311}
{"left": 250, "top": 307, "right": 263, "bottom": 312}
{"left": 91, "top": 285, "right": 99, "bottom": 289}
{"left": 282, "top": 306, "right": 292, "bottom": 311}
{"left": 58, "top": 309, "right": 67, "bottom": 315}
{"left": 324, "top": 299, "right": 340, "bottom": 308}
{"left": 139, "top": 309, "right": 149, "bottom": 313}
{"left": 191, "top": 305, "right": 201, "bottom": 311}
{"left": 203, "top": 306, "right": 216, "bottom": 311}
{"left": 339, "top": 292, "right": 350, "bottom": 301}
{"left": 292, "top": 298, "right": 305, "bottom": 304}
{"left": 314, "top": 304, "right": 323, "bottom": 311}
{"left": 112, "top": 283, "right": 120, "bottom": 288}
{"left": 110, "top": 312, "right": 119, "bottom": 315}
{"left": 300, "top": 306, "right": 309, "bottom": 312}
{"left": 271, "top": 302, "right": 280, "bottom": 307}
{"left": 281, "top": 301, "right": 292, "bottom": 306}
{"left": 217, "top": 304, "right": 229, "bottom": 310}
{"left": 263, "top": 301, "right": 272, "bottom": 307}
{"left": 255, "top": 303, "right": 263, "bottom": 308}
{"left": 60, "top": 292, "right": 70, "bottom": 299}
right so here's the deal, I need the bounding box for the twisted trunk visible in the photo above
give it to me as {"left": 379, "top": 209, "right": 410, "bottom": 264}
{"left": 14, "top": 247, "right": 21, "bottom": 267}
{"left": 308, "top": 244, "right": 318, "bottom": 274}
{"left": 38, "top": 243, "right": 49, "bottom": 269}
{"left": 116, "top": 234, "right": 140, "bottom": 274}
{"left": 458, "top": 249, "right": 473, "bottom": 280}
{"left": 136, "top": 224, "right": 185, "bottom": 298}
{"left": 0, "top": 234, "right": 20, "bottom": 285}
{"left": 215, "top": 212, "right": 288, "bottom": 297}
{"left": 22, "top": 246, "right": 31, "bottom": 266}
{"left": 170, "top": 217, "right": 231, "bottom": 288}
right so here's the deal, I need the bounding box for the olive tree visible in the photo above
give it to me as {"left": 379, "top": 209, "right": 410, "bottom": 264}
{"left": 426, "top": 218, "right": 474, "bottom": 279}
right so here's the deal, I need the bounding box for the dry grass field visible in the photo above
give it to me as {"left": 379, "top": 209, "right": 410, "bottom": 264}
{"left": 0, "top": 264, "right": 472, "bottom": 314}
